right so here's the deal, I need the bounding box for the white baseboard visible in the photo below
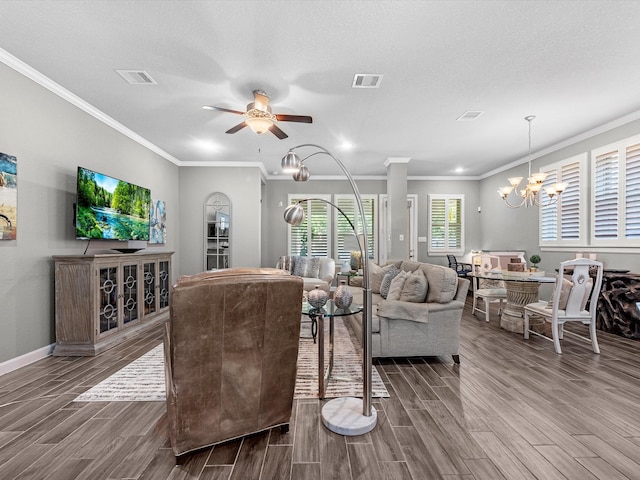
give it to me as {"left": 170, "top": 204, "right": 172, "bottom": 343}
{"left": 0, "top": 344, "right": 55, "bottom": 377}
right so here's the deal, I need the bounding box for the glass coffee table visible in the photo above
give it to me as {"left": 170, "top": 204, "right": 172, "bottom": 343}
{"left": 301, "top": 300, "right": 362, "bottom": 398}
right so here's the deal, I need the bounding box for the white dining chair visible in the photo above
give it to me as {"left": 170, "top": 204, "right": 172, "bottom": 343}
{"left": 523, "top": 258, "right": 603, "bottom": 354}
{"left": 471, "top": 254, "right": 507, "bottom": 322}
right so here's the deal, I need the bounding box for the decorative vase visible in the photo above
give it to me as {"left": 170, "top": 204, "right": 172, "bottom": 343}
{"left": 341, "top": 260, "right": 351, "bottom": 273}
{"left": 333, "top": 280, "right": 353, "bottom": 309}
{"left": 350, "top": 251, "right": 362, "bottom": 271}
{"left": 307, "top": 285, "right": 328, "bottom": 309}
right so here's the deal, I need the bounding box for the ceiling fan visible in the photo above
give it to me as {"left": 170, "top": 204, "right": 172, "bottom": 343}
{"left": 202, "top": 90, "right": 313, "bottom": 139}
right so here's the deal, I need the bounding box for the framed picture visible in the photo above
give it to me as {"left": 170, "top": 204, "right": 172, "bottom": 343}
{"left": 0, "top": 152, "right": 17, "bottom": 240}
{"left": 149, "top": 199, "right": 167, "bottom": 244}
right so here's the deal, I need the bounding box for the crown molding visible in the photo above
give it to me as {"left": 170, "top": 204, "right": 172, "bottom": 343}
{"left": 0, "top": 47, "right": 182, "bottom": 166}
{"left": 383, "top": 157, "right": 411, "bottom": 167}
{"left": 481, "top": 109, "right": 640, "bottom": 179}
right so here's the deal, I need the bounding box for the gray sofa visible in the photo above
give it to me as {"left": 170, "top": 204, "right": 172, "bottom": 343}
{"left": 345, "top": 259, "right": 469, "bottom": 363}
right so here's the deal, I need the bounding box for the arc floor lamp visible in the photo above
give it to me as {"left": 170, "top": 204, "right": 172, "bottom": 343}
{"left": 281, "top": 144, "right": 377, "bottom": 436}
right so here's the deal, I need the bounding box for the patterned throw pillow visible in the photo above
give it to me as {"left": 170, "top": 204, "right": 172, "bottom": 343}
{"left": 293, "top": 257, "right": 321, "bottom": 278}
{"left": 369, "top": 261, "right": 395, "bottom": 294}
{"left": 386, "top": 270, "right": 410, "bottom": 301}
{"left": 277, "top": 255, "right": 295, "bottom": 273}
{"left": 379, "top": 266, "right": 401, "bottom": 299}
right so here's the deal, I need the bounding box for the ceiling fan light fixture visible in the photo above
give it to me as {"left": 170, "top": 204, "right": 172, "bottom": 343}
{"left": 245, "top": 116, "right": 273, "bottom": 134}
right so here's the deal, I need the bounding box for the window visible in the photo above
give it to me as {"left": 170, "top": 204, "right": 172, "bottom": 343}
{"left": 591, "top": 134, "right": 640, "bottom": 246}
{"left": 334, "top": 194, "right": 377, "bottom": 263}
{"left": 539, "top": 153, "right": 586, "bottom": 246}
{"left": 287, "top": 195, "right": 330, "bottom": 257}
{"left": 428, "top": 194, "right": 464, "bottom": 255}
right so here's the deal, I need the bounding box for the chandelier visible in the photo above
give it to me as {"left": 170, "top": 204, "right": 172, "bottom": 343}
{"left": 498, "top": 115, "right": 568, "bottom": 208}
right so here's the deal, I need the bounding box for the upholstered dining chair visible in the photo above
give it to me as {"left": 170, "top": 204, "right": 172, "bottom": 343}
{"left": 471, "top": 254, "right": 507, "bottom": 322}
{"left": 164, "top": 268, "right": 304, "bottom": 461}
{"left": 523, "top": 258, "right": 603, "bottom": 354}
{"left": 447, "top": 254, "right": 473, "bottom": 278}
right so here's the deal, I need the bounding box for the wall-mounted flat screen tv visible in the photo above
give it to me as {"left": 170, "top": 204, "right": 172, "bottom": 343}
{"left": 75, "top": 166, "right": 151, "bottom": 241}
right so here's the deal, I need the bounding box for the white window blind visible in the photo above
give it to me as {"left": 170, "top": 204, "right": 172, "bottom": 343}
{"left": 287, "top": 195, "right": 330, "bottom": 257}
{"left": 539, "top": 154, "right": 586, "bottom": 246}
{"left": 540, "top": 169, "right": 558, "bottom": 242}
{"left": 625, "top": 143, "right": 640, "bottom": 238}
{"left": 593, "top": 150, "right": 619, "bottom": 239}
{"left": 428, "top": 194, "right": 464, "bottom": 254}
{"left": 590, "top": 134, "right": 640, "bottom": 246}
{"left": 334, "top": 194, "right": 377, "bottom": 262}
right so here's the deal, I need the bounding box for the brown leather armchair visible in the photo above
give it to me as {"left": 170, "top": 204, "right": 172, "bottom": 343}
{"left": 164, "top": 268, "right": 304, "bottom": 460}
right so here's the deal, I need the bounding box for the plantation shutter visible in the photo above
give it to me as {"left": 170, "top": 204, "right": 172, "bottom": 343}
{"left": 428, "top": 195, "right": 464, "bottom": 253}
{"left": 594, "top": 150, "right": 619, "bottom": 239}
{"left": 540, "top": 170, "right": 558, "bottom": 241}
{"left": 288, "top": 196, "right": 330, "bottom": 257}
{"left": 335, "top": 195, "right": 376, "bottom": 262}
{"left": 430, "top": 198, "right": 446, "bottom": 250}
{"left": 625, "top": 143, "right": 640, "bottom": 238}
{"left": 559, "top": 161, "right": 581, "bottom": 240}
{"left": 539, "top": 153, "right": 585, "bottom": 246}
{"left": 447, "top": 198, "right": 462, "bottom": 249}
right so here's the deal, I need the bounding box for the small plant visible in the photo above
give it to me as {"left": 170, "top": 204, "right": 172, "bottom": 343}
{"left": 529, "top": 254, "right": 541, "bottom": 269}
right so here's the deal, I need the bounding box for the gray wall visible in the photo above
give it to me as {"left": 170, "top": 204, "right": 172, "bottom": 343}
{"left": 408, "top": 179, "right": 481, "bottom": 266}
{"left": 262, "top": 179, "right": 386, "bottom": 268}
{"left": 178, "top": 166, "right": 263, "bottom": 275}
{"left": 262, "top": 177, "right": 481, "bottom": 269}
{"left": 0, "top": 62, "right": 179, "bottom": 363}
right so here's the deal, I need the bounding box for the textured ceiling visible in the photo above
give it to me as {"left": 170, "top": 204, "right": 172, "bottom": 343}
{"left": 1, "top": 0, "right": 640, "bottom": 177}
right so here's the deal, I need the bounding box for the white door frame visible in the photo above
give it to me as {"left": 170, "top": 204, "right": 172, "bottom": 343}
{"left": 379, "top": 194, "right": 418, "bottom": 263}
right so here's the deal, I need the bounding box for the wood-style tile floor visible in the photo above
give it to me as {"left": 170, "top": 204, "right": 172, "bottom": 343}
{"left": 1, "top": 298, "right": 640, "bottom": 479}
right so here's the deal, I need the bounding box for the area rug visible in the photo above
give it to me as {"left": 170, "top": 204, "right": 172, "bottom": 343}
{"left": 75, "top": 318, "right": 388, "bottom": 402}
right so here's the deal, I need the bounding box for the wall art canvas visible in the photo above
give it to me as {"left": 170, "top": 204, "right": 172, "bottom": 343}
{"left": 149, "top": 199, "right": 166, "bottom": 244}
{"left": 0, "top": 152, "right": 17, "bottom": 240}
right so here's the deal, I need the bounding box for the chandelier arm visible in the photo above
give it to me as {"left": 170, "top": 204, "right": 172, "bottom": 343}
{"left": 533, "top": 194, "right": 558, "bottom": 208}
{"left": 501, "top": 194, "right": 528, "bottom": 208}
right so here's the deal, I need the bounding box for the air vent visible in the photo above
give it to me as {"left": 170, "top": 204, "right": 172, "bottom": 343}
{"left": 352, "top": 74, "right": 383, "bottom": 88}
{"left": 116, "top": 69, "right": 157, "bottom": 85}
{"left": 457, "top": 111, "right": 484, "bottom": 121}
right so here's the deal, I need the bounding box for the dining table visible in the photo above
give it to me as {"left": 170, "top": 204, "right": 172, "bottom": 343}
{"left": 470, "top": 270, "right": 556, "bottom": 333}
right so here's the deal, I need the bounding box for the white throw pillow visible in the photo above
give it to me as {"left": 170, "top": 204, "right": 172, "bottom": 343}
{"left": 400, "top": 268, "right": 428, "bottom": 303}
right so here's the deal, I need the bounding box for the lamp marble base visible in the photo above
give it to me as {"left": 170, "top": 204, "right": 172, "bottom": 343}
{"left": 321, "top": 397, "right": 377, "bottom": 436}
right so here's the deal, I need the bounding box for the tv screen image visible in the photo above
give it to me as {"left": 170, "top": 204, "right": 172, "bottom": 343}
{"left": 76, "top": 166, "right": 151, "bottom": 241}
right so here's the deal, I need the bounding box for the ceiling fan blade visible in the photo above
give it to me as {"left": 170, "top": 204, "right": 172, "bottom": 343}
{"left": 253, "top": 91, "right": 270, "bottom": 111}
{"left": 225, "top": 122, "right": 247, "bottom": 134}
{"left": 274, "top": 114, "right": 313, "bottom": 123}
{"left": 269, "top": 124, "right": 288, "bottom": 139}
{"left": 202, "top": 105, "right": 245, "bottom": 115}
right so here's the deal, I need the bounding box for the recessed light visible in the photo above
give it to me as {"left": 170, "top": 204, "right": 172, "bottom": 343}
{"left": 339, "top": 141, "right": 354, "bottom": 151}
{"left": 455, "top": 167, "right": 464, "bottom": 173}
{"left": 192, "top": 139, "right": 221, "bottom": 153}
